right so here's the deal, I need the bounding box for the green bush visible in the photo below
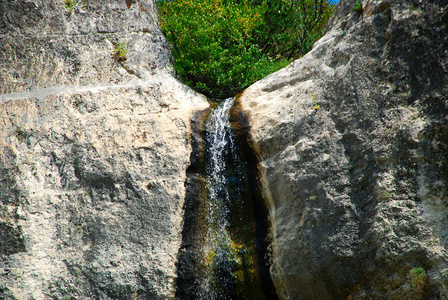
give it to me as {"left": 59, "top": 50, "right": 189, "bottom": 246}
{"left": 64, "top": 0, "right": 85, "bottom": 12}
{"left": 157, "top": 0, "right": 333, "bottom": 98}
{"left": 112, "top": 43, "right": 128, "bottom": 62}
{"left": 253, "top": 0, "right": 334, "bottom": 60}
{"left": 354, "top": 0, "right": 362, "bottom": 13}
{"left": 409, "top": 267, "right": 427, "bottom": 292}
{"left": 64, "top": 0, "right": 75, "bottom": 9}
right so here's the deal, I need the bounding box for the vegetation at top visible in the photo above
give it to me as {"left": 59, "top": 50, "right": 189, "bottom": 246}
{"left": 157, "top": 0, "right": 334, "bottom": 98}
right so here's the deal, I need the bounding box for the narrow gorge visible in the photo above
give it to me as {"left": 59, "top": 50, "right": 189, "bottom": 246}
{"left": 1, "top": 0, "right": 448, "bottom": 299}
{"left": 176, "top": 97, "right": 277, "bottom": 299}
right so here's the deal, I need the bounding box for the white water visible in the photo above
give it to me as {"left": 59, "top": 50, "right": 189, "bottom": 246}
{"left": 177, "top": 96, "right": 277, "bottom": 299}
{"left": 197, "top": 97, "right": 237, "bottom": 299}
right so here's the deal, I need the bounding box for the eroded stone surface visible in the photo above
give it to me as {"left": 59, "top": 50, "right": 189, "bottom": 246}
{"left": 239, "top": 0, "right": 448, "bottom": 299}
{"left": 0, "top": 0, "right": 170, "bottom": 94}
{"left": 0, "top": 1, "right": 208, "bottom": 299}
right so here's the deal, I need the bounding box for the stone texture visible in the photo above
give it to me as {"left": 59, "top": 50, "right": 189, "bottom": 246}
{"left": 0, "top": 0, "right": 170, "bottom": 94}
{"left": 238, "top": 0, "right": 448, "bottom": 299}
{"left": 0, "top": 1, "right": 208, "bottom": 299}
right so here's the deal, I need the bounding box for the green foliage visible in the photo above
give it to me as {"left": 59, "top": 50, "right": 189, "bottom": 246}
{"left": 64, "top": 0, "right": 76, "bottom": 10}
{"left": 112, "top": 43, "right": 128, "bottom": 61}
{"left": 157, "top": 0, "right": 333, "bottom": 98}
{"left": 379, "top": 190, "right": 392, "bottom": 201}
{"left": 64, "top": 0, "right": 85, "bottom": 12}
{"left": 14, "top": 125, "right": 26, "bottom": 143}
{"left": 409, "top": 267, "right": 427, "bottom": 292}
{"left": 254, "top": 0, "right": 334, "bottom": 60}
{"left": 64, "top": 0, "right": 87, "bottom": 13}
{"left": 75, "top": 225, "right": 83, "bottom": 235}
{"left": 312, "top": 92, "right": 320, "bottom": 110}
{"left": 354, "top": 0, "right": 362, "bottom": 13}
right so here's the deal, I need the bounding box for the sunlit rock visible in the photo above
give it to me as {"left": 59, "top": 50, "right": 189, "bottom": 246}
{"left": 0, "top": 1, "right": 208, "bottom": 298}
{"left": 239, "top": 0, "right": 448, "bottom": 298}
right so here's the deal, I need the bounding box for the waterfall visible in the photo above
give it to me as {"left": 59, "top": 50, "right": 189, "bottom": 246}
{"left": 199, "top": 97, "right": 236, "bottom": 299}
{"left": 176, "top": 97, "right": 277, "bottom": 299}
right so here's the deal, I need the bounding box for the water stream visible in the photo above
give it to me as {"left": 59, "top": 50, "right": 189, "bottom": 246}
{"left": 176, "top": 97, "right": 277, "bottom": 299}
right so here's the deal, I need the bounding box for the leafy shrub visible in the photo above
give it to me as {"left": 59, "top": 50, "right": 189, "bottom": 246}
{"left": 409, "top": 267, "right": 427, "bottom": 292}
{"left": 354, "top": 0, "right": 362, "bottom": 13}
{"left": 379, "top": 190, "right": 392, "bottom": 201}
{"left": 112, "top": 43, "right": 128, "bottom": 62}
{"left": 254, "top": 0, "right": 334, "bottom": 60}
{"left": 64, "top": 0, "right": 85, "bottom": 12}
{"left": 157, "top": 0, "right": 334, "bottom": 98}
{"left": 65, "top": 0, "right": 76, "bottom": 10}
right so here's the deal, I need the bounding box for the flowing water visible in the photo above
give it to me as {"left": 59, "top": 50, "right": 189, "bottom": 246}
{"left": 176, "top": 97, "right": 277, "bottom": 299}
{"left": 199, "top": 97, "right": 237, "bottom": 298}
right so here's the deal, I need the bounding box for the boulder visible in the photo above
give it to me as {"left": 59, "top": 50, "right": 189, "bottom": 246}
{"left": 0, "top": 1, "right": 208, "bottom": 299}
{"left": 238, "top": 0, "right": 448, "bottom": 298}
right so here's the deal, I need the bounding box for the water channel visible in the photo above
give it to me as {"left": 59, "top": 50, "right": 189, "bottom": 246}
{"left": 176, "top": 97, "right": 277, "bottom": 299}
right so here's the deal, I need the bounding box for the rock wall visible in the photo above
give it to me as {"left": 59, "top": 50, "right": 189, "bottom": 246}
{"left": 239, "top": 0, "right": 448, "bottom": 299}
{"left": 2, "top": 0, "right": 448, "bottom": 299}
{"left": 0, "top": 1, "right": 208, "bottom": 299}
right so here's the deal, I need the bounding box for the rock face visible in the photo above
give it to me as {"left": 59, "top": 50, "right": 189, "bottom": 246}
{"left": 239, "top": 0, "right": 448, "bottom": 299}
{"left": 2, "top": 0, "right": 448, "bottom": 299}
{"left": 0, "top": 1, "right": 208, "bottom": 299}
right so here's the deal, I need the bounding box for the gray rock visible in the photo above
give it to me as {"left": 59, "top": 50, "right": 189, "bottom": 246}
{"left": 2, "top": 0, "right": 448, "bottom": 299}
{"left": 0, "top": 1, "right": 208, "bottom": 299}
{"left": 238, "top": 0, "right": 448, "bottom": 299}
{"left": 0, "top": 0, "right": 171, "bottom": 94}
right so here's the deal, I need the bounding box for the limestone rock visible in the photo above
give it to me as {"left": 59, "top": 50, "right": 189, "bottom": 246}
{"left": 0, "top": 0, "right": 170, "bottom": 94}
{"left": 0, "top": 1, "right": 208, "bottom": 299}
{"left": 239, "top": 0, "right": 448, "bottom": 299}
